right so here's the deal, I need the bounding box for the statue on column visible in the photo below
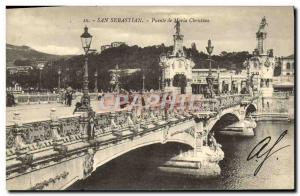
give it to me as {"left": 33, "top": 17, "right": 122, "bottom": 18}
{"left": 174, "top": 20, "right": 180, "bottom": 35}
{"left": 258, "top": 16, "right": 268, "bottom": 33}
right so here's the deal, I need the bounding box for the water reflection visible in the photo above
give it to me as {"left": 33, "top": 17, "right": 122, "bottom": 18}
{"left": 68, "top": 121, "right": 294, "bottom": 190}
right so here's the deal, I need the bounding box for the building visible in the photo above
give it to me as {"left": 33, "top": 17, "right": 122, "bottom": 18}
{"left": 280, "top": 54, "right": 294, "bottom": 76}
{"left": 159, "top": 21, "right": 195, "bottom": 94}
{"left": 191, "top": 69, "right": 248, "bottom": 94}
{"left": 6, "top": 66, "right": 33, "bottom": 74}
{"left": 101, "top": 42, "right": 126, "bottom": 52}
{"left": 111, "top": 41, "right": 125, "bottom": 48}
{"left": 243, "top": 16, "right": 277, "bottom": 97}
{"left": 159, "top": 17, "right": 289, "bottom": 97}
{"left": 273, "top": 54, "right": 294, "bottom": 93}
{"left": 100, "top": 44, "right": 112, "bottom": 52}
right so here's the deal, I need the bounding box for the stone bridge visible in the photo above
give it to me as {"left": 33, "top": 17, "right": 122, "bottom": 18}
{"left": 6, "top": 94, "right": 258, "bottom": 190}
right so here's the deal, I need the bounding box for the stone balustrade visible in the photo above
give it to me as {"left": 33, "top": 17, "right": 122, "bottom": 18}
{"left": 6, "top": 94, "right": 251, "bottom": 153}
{"left": 13, "top": 93, "right": 99, "bottom": 105}
{"left": 6, "top": 94, "right": 256, "bottom": 178}
{"left": 14, "top": 93, "right": 60, "bottom": 104}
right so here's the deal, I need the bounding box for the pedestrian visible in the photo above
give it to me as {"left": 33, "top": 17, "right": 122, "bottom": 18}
{"left": 98, "top": 90, "right": 102, "bottom": 101}
{"left": 67, "top": 92, "right": 72, "bottom": 106}
{"left": 64, "top": 91, "right": 68, "bottom": 105}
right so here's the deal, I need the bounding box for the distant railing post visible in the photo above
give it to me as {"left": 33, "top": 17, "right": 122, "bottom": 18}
{"left": 27, "top": 94, "right": 30, "bottom": 104}
{"left": 13, "top": 112, "right": 33, "bottom": 171}
{"left": 50, "top": 108, "right": 62, "bottom": 144}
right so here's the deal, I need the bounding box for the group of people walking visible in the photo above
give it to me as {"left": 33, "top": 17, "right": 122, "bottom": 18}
{"left": 60, "top": 88, "right": 73, "bottom": 106}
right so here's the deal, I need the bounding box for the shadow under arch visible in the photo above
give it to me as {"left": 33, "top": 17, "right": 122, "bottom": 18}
{"left": 68, "top": 142, "right": 193, "bottom": 190}
{"left": 245, "top": 103, "right": 257, "bottom": 117}
{"left": 84, "top": 129, "right": 194, "bottom": 179}
{"left": 210, "top": 113, "right": 240, "bottom": 133}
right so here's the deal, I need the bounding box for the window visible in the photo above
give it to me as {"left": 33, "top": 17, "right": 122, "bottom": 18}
{"left": 286, "top": 63, "right": 290, "bottom": 70}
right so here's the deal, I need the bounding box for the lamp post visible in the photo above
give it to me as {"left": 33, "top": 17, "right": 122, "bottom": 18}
{"left": 205, "top": 39, "right": 215, "bottom": 98}
{"left": 94, "top": 70, "right": 98, "bottom": 93}
{"left": 37, "top": 63, "right": 44, "bottom": 92}
{"left": 79, "top": 26, "right": 93, "bottom": 112}
{"left": 158, "top": 76, "right": 161, "bottom": 91}
{"left": 217, "top": 64, "right": 220, "bottom": 94}
{"left": 58, "top": 65, "right": 61, "bottom": 93}
{"left": 142, "top": 73, "right": 145, "bottom": 92}
{"left": 115, "top": 64, "right": 120, "bottom": 93}
{"left": 160, "top": 65, "right": 166, "bottom": 93}
{"left": 206, "top": 39, "right": 214, "bottom": 77}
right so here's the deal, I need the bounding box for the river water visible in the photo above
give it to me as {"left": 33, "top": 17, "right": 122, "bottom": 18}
{"left": 68, "top": 121, "right": 294, "bottom": 190}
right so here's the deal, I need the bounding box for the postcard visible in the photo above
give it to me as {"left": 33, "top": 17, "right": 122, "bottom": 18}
{"left": 6, "top": 6, "right": 295, "bottom": 191}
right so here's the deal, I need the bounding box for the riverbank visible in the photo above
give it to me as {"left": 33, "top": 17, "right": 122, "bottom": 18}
{"left": 251, "top": 113, "right": 292, "bottom": 121}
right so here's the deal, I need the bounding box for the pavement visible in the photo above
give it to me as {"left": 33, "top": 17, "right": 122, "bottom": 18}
{"left": 6, "top": 100, "right": 101, "bottom": 125}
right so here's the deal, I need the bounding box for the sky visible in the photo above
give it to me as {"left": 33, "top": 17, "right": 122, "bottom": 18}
{"left": 6, "top": 6, "right": 294, "bottom": 56}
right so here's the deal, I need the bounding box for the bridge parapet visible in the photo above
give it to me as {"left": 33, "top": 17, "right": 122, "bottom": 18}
{"left": 6, "top": 93, "right": 257, "bottom": 188}
{"left": 6, "top": 94, "right": 255, "bottom": 154}
{"left": 192, "top": 94, "right": 254, "bottom": 113}
{"left": 6, "top": 104, "right": 194, "bottom": 178}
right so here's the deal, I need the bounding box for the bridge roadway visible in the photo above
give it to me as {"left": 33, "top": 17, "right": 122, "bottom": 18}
{"left": 6, "top": 100, "right": 101, "bottom": 125}
{"left": 6, "top": 94, "right": 258, "bottom": 190}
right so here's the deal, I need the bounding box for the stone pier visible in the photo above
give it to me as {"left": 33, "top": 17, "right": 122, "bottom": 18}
{"left": 158, "top": 146, "right": 224, "bottom": 178}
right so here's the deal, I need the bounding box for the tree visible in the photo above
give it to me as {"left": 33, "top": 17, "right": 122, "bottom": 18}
{"left": 173, "top": 74, "right": 187, "bottom": 94}
{"left": 10, "top": 44, "right": 254, "bottom": 92}
{"left": 14, "top": 59, "right": 32, "bottom": 67}
{"left": 274, "top": 65, "right": 281, "bottom": 76}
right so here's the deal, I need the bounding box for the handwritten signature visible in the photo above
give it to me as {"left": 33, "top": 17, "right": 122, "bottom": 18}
{"left": 247, "top": 130, "right": 290, "bottom": 176}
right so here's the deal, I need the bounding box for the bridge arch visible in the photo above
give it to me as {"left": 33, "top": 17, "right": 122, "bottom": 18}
{"left": 210, "top": 112, "right": 240, "bottom": 133}
{"left": 198, "top": 105, "right": 241, "bottom": 134}
{"left": 92, "top": 130, "right": 195, "bottom": 177}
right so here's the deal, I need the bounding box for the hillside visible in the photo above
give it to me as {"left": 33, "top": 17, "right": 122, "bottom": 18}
{"left": 6, "top": 44, "right": 72, "bottom": 67}
{"left": 7, "top": 44, "right": 252, "bottom": 91}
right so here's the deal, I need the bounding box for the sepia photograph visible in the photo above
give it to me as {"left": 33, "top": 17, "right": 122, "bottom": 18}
{"left": 5, "top": 6, "right": 295, "bottom": 191}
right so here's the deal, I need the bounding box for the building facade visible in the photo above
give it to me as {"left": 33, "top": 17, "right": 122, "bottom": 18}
{"left": 159, "top": 17, "right": 291, "bottom": 97}
{"left": 111, "top": 42, "right": 126, "bottom": 48}
{"left": 101, "top": 42, "right": 126, "bottom": 52}
{"left": 6, "top": 66, "right": 33, "bottom": 74}
{"left": 191, "top": 69, "right": 248, "bottom": 95}
{"left": 100, "top": 45, "right": 112, "bottom": 52}
{"left": 159, "top": 21, "right": 195, "bottom": 94}
{"left": 273, "top": 54, "right": 294, "bottom": 93}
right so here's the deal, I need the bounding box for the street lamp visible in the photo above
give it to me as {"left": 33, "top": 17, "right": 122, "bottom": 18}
{"left": 79, "top": 26, "right": 93, "bottom": 112}
{"left": 205, "top": 39, "right": 215, "bottom": 98}
{"left": 58, "top": 65, "right": 61, "bottom": 93}
{"left": 217, "top": 64, "right": 220, "bottom": 94}
{"left": 94, "top": 69, "right": 98, "bottom": 93}
{"left": 159, "top": 54, "right": 167, "bottom": 93}
{"left": 142, "top": 73, "right": 145, "bottom": 92}
{"left": 37, "top": 63, "right": 44, "bottom": 92}
{"left": 158, "top": 76, "right": 161, "bottom": 91}
{"left": 206, "top": 39, "right": 214, "bottom": 77}
{"left": 81, "top": 26, "right": 93, "bottom": 55}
